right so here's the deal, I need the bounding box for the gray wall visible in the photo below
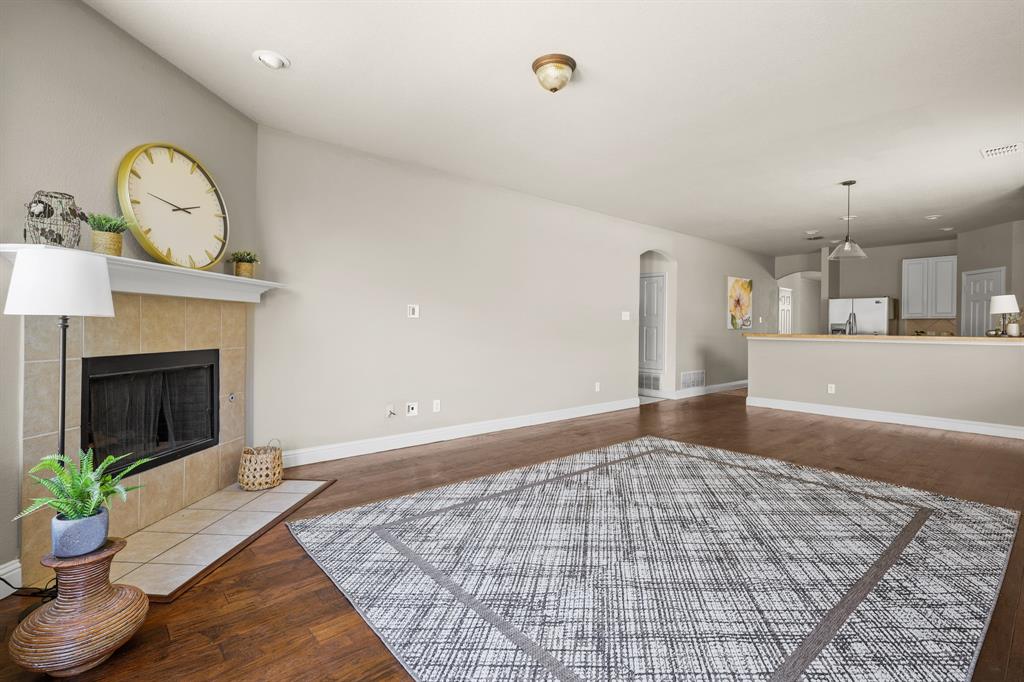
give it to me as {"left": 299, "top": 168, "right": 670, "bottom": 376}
{"left": 838, "top": 240, "right": 957, "bottom": 300}
{"left": 253, "top": 127, "right": 776, "bottom": 450}
{"left": 775, "top": 252, "right": 820, "bottom": 279}
{"left": 748, "top": 338, "right": 1024, "bottom": 427}
{"left": 0, "top": 0, "right": 257, "bottom": 565}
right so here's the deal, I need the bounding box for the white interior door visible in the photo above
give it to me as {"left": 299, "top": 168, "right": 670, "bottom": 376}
{"left": 961, "top": 267, "right": 1005, "bottom": 336}
{"left": 639, "top": 273, "right": 666, "bottom": 372}
{"left": 778, "top": 287, "right": 793, "bottom": 334}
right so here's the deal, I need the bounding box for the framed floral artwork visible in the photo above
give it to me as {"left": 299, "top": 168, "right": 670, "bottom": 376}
{"left": 727, "top": 276, "right": 753, "bottom": 330}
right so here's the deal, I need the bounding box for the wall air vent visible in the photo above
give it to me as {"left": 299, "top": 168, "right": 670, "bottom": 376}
{"left": 979, "top": 142, "right": 1023, "bottom": 159}
{"left": 680, "top": 370, "right": 706, "bottom": 389}
{"left": 639, "top": 373, "right": 661, "bottom": 391}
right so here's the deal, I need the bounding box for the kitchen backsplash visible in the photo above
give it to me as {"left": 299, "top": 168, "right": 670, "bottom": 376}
{"left": 904, "top": 319, "right": 958, "bottom": 336}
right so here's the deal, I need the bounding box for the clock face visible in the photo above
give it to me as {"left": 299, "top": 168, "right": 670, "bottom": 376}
{"left": 117, "top": 144, "right": 229, "bottom": 269}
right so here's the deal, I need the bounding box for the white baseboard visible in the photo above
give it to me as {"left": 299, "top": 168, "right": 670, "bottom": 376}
{"left": 746, "top": 396, "right": 1024, "bottom": 440}
{"left": 0, "top": 559, "right": 21, "bottom": 599}
{"left": 669, "top": 380, "right": 748, "bottom": 400}
{"left": 283, "top": 397, "right": 641, "bottom": 468}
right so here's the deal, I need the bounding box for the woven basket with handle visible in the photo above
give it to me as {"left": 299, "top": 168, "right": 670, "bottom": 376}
{"left": 237, "top": 439, "right": 283, "bottom": 491}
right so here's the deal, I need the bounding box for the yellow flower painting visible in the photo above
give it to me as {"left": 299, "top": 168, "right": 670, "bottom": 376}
{"left": 727, "top": 276, "right": 753, "bottom": 330}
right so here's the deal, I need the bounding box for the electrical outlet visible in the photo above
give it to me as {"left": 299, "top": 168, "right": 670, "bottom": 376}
{"left": 827, "top": 383, "right": 836, "bottom": 395}
{"left": 621, "top": 311, "right": 630, "bottom": 321}
{"left": 594, "top": 381, "right": 601, "bottom": 392}
{"left": 407, "top": 304, "right": 419, "bottom": 318}
{"left": 432, "top": 399, "right": 441, "bottom": 413}
{"left": 385, "top": 403, "right": 396, "bottom": 418}
{"left": 406, "top": 401, "right": 418, "bottom": 416}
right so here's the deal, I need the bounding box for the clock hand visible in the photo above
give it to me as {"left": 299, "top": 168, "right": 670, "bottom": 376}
{"left": 172, "top": 206, "right": 201, "bottom": 212}
{"left": 147, "top": 193, "right": 193, "bottom": 215}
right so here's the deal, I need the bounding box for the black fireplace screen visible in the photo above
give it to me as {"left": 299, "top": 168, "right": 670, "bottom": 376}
{"left": 81, "top": 350, "right": 219, "bottom": 476}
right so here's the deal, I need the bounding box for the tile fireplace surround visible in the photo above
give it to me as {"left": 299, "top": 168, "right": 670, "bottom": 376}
{"left": 19, "top": 293, "right": 249, "bottom": 586}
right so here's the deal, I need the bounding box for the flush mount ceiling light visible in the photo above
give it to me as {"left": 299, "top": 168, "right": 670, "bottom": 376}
{"left": 252, "top": 49, "right": 291, "bottom": 70}
{"left": 924, "top": 214, "right": 942, "bottom": 220}
{"left": 804, "top": 229, "right": 820, "bottom": 235}
{"left": 939, "top": 226, "right": 955, "bottom": 232}
{"left": 532, "top": 54, "right": 576, "bottom": 92}
{"left": 839, "top": 215, "right": 858, "bottom": 221}
{"left": 828, "top": 180, "right": 867, "bottom": 261}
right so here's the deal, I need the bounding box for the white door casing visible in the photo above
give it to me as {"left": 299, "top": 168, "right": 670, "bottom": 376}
{"left": 961, "top": 267, "right": 1006, "bottom": 336}
{"left": 778, "top": 287, "right": 793, "bottom": 334}
{"left": 639, "top": 273, "right": 666, "bottom": 372}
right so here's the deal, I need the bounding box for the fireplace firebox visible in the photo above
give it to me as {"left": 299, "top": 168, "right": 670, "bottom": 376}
{"left": 81, "top": 349, "right": 219, "bottom": 476}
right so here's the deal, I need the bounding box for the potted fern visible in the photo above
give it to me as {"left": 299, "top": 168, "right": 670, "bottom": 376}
{"left": 228, "top": 250, "right": 260, "bottom": 278}
{"left": 86, "top": 213, "right": 129, "bottom": 257}
{"left": 15, "top": 450, "right": 151, "bottom": 558}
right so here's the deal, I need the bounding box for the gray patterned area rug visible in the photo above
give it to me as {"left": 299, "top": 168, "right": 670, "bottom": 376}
{"left": 287, "top": 437, "right": 1018, "bottom": 681}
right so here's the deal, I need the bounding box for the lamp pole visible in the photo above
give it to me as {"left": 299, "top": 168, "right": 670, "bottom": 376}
{"left": 57, "top": 315, "right": 69, "bottom": 457}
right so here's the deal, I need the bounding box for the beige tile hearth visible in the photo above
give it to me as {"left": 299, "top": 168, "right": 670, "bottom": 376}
{"left": 110, "top": 561, "right": 142, "bottom": 581}
{"left": 239, "top": 492, "right": 309, "bottom": 512}
{"left": 151, "top": 533, "right": 247, "bottom": 565}
{"left": 144, "top": 508, "right": 229, "bottom": 533}
{"left": 189, "top": 489, "right": 263, "bottom": 511}
{"left": 201, "top": 510, "right": 278, "bottom": 535}
{"left": 118, "top": 563, "right": 205, "bottom": 595}
{"left": 119, "top": 531, "right": 191, "bottom": 563}
{"left": 110, "top": 479, "right": 327, "bottom": 598}
{"left": 271, "top": 480, "right": 325, "bottom": 494}
{"left": 184, "top": 446, "right": 221, "bottom": 505}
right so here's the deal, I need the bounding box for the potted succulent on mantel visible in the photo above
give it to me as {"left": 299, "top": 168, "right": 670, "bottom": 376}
{"left": 14, "top": 450, "right": 150, "bottom": 558}
{"left": 86, "top": 213, "right": 129, "bottom": 257}
{"left": 228, "top": 250, "right": 260, "bottom": 278}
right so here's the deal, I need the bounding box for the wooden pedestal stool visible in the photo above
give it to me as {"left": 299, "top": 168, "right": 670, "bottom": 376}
{"left": 8, "top": 538, "right": 149, "bottom": 677}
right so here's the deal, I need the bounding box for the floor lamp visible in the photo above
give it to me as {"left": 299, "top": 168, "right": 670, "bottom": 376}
{"left": 4, "top": 247, "right": 114, "bottom": 456}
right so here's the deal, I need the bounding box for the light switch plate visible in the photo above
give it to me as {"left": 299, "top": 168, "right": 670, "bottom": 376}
{"left": 827, "top": 384, "right": 836, "bottom": 395}
{"left": 432, "top": 399, "right": 441, "bottom": 413}
{"left": 406, "top": 402, "right": 419, "bottom": 416}
{"left": 621, "top": 311, "right": 630, "bottom": 321}
{"left": 407, "top": 304, "right": 419, "bottom": 318}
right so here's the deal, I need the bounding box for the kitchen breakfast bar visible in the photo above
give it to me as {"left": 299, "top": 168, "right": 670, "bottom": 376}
{"left": 745, "top": 334, "right": 1024, "bottom": 440}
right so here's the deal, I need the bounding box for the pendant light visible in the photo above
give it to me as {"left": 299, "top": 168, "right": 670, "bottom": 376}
{"left": 828, "top": 180, "right": 867, "bottom": 260}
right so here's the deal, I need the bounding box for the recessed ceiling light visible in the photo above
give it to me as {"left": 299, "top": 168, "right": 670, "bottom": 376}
{"left": 252, "top": 49, "right": 291, "bottom": 70}
{"left": 938, "top": 227, "right": 955, "bottom": 232}
{"left": 838, "top": 215, "right": 858, "bottom": 221}
{"left": 924, "top": 214, "right": 942, "bottom": 220}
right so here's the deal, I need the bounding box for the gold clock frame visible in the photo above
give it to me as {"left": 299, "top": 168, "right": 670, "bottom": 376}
{"left": 116, "top": 142, "right": 229, "bottom": 270}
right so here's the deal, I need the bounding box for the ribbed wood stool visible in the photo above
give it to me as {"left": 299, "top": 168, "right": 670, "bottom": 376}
{"left": 8, "top": 538, "right": 149, "bottom": 677}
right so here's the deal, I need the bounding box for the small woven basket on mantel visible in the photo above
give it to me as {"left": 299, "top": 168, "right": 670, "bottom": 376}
{"left": 237, "top": 439, "right": 283, "bottom": 491}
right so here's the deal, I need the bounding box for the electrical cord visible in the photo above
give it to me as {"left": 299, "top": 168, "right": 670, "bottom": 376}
{"left": 1, "top": 575, "right": 59, "bottom": 622}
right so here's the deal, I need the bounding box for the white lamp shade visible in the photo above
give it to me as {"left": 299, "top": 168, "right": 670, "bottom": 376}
{"left": 828, "top": 237, "right": 868, "bottom": 260}
{"left": 4, "top": 248, "right": 114, "bottom": 317}
{"left": 990, "top": 294, "right": 1020, "bottom": 315}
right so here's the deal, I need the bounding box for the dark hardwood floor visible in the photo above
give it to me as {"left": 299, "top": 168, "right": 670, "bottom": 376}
{"left": 2, "top": 392, "right": 1023, "bottom": 681}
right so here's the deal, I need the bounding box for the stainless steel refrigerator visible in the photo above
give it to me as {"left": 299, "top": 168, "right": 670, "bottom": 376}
{"left": 828, "top": 297, "right": 896, "bottom": 335}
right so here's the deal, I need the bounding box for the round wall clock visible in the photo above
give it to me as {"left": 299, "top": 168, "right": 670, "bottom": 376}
{"left": 116, "top": 143, "right": 229, "bottom": 269}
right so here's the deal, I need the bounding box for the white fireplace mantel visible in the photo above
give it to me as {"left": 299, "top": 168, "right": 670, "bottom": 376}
{"left": 1, "top": 244, "right": 283, "bottom": 303}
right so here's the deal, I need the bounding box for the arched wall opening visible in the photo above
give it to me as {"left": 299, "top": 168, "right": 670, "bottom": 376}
{"left": 639, "top": 249, "right": 678, "bottom": 397}
{"left": 776, "top": 269, "right": 822, "bottom": 334}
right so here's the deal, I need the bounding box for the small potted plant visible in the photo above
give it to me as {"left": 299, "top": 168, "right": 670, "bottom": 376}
{"left": 14, "top": 450, "right": 150, "bottom": 558}
{"left": 86, "top": 213, "right": 129, "bottom": 257}
{"left": 229, "top": 250, "right": 260, "bottom": 278}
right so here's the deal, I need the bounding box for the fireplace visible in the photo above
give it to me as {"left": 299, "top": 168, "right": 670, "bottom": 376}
{"left": 81, "top": 349, "right": 219, "bottom": 476}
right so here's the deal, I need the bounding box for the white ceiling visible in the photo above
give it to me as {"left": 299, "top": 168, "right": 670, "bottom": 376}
{"left": 87, "top": 0, "right": 1024, "bottom": 256}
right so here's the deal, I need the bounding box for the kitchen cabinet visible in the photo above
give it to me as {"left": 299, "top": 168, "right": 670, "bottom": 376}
{"left": 901, "top": 255, "right": 957, "bottom": 319}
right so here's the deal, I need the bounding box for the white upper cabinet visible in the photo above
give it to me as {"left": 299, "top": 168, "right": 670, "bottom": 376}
{"left": 901, "top": 255, "right": 957, "bottom": 319}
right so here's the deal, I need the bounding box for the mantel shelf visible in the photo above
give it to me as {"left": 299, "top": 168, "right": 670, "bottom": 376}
{"left": 1, "top": 244, "right": 283, "bottom": 304}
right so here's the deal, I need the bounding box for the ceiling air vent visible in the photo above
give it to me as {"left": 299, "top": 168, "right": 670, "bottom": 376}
{"left": 979, "top": 142, "right": 1023, "bottom": 160}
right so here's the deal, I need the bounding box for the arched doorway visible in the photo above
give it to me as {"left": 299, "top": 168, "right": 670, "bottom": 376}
{"left": 639, "top": 250, "right": 678, "bottom": 401}
{"left": 775, "top": 270, "right": 822, "bottom": 334}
